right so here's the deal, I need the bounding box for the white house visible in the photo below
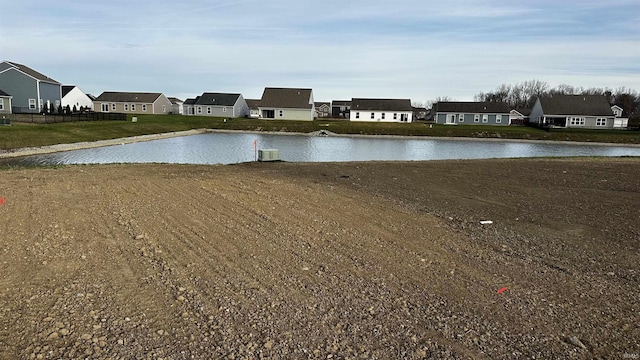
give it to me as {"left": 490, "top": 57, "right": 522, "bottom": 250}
{"left": 168, "top": 97, "right": 184, "bottom": 115}
{"left": 611, "top": 105, "right": 629, "bottom": 128}
{"left": 349, "top": 98, "right": 413, "bottom": 122}
{"left": 62, "top": 85, "right": 94, "bottom": 111}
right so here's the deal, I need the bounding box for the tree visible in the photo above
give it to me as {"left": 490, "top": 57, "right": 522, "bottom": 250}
{"left": 57, "top": 104, "right": 63, "bottom": 114}
{"left": 72, "top": 105, "right": 77, "bottom": 113}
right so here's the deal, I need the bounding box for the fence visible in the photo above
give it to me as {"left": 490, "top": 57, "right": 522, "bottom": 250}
{"left": 9, "top": 112, "right": 127, "bottom": 124}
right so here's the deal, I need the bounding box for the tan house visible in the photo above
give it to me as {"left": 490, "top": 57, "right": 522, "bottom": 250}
{"left": 258, "top": 87, "right": 315, "bottom": 121}
{"left": 94, "top": 92, "right": 173, "bottom": 115}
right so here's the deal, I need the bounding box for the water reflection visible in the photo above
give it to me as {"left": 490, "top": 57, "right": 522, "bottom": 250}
{"left": 3, "top": 132, "right": 640, "bottom": 166}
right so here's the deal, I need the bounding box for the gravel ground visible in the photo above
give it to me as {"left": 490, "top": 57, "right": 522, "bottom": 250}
{"left": 0, "top": 158, "right": 638, "bottom": 359}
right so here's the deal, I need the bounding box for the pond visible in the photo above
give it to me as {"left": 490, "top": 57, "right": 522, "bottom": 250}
{"left": 3, "top": 132, "right": 640, "bottom": 166}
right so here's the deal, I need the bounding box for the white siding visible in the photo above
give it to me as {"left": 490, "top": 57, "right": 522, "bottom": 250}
{"left": 62, "top": 87, "right": 94, "bottom": 110}
{"left": 350, "top": 110, "right": 412, "bottom": 122}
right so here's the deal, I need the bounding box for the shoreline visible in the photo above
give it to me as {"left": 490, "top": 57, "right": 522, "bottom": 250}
{"left": 1, "top": 128, "right": 639, "bottom": 159}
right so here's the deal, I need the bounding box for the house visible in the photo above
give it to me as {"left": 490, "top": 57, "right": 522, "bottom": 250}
{"left": 413, "top": 106, "right": 428, "bottom": 121}
{"left": 245, "top": 99, "right": 261, "bottom": 118}
{"left": 433, "top": 101, "right": 511, "bottom": 126}
{"left": 611, "top": 105, "right": 629, "bottom": 128}
{"left": 315, "top": 102, "right": 330, "bottom": 118}
{"left": 193, "top": 92, "right": 248, "bottom": 118}
{"left": 0, "top": 89, "right": 12, "bottom": 114}
{"left": 94, "top": 92, "right": 173, "bottom": 114}
{"left": 183, "top": 97, "right": 199, "bottom": 115}
{"left": 509, "top": 108, "right": 531, "bottom": 126}
{"left": 0, "top": 61, "right": 62, "bottom": 113}
{"left": 62, "top": 85, "right": 94, "bottom": 112}
{"left": 349, "top": 98, "right": 413, "bottom": 122}
{"left": 331, "top": 100, "right": 351, "bottom": 118}
{"left": 258, "top": 87, "right": 315, "bottom": 121}
{"left": 529, "top": 95, "right": 616, "bottom": 129}
{"left": 168, "top": 97, "right": 184, "bottom": 115}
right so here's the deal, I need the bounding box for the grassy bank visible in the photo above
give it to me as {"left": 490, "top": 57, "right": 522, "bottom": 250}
{"left": 1, "top": 114, "right": 639, "bottom": 150}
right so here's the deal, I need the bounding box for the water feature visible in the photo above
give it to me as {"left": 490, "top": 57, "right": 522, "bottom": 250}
{"left": 3, "top": 132, "right": 640, "bottom": 166}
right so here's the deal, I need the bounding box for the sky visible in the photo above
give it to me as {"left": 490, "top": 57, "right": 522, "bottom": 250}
{"left": 1, "top": 0, "right": 639, "bottom": 104}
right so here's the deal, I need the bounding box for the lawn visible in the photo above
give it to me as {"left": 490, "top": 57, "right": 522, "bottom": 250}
{"left": 1, "top": 114, "right": 639, "bottom": 151}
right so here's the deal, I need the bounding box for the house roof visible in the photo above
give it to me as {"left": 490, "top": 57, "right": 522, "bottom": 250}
{"left": 3, "top": 61, "right": 61, "bottom": 85}
{"left": 61, "top": 85, "right": 76, "bottom": 98}
{"left": 95, "top": 92, "right": 163, "bottom": 103}
{"left": 0, "top": 89, "right": 11, "bottom": 97}
{"left": 434, "top": 101, "right": 511, "bottom": 114}
{"left": 538, "top": 95, "right": 613, "bottom": 116}
{"left": 194, "top": 93, "right": 241, "bottom": 106}
{"left": 167, "top": 97, "right": 183, "bottom": 104}
{"left": 183, "top": 97, "right": 198, "bottom": 105}
{"left": 332, "top": 100, "right": 351, "bottom": 106}
{"left": 260, "top": 88, "right": 313, "bottom": 109}
{"left": 351, "top": 98, "right": 413, "bottom": 112}
{"left": 315, "top": 102, "right": 330, "bottom": 108}
{"left": 245, "top": 99, "right": 261, "bottom": 109}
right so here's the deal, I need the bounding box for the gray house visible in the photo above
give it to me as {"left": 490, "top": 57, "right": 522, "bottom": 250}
{"left": 193, "top": 92, "right": 248, "bottom": 118}
{"left": 94, "top": 92, "right": 173, "bottom": 114}
{"left": 433, "top": 102, "right": 511, "bottom": 126}
{"left": 0, "top": 89, "right": 12, "bottom": 114}
{"left": 0, "top": 61, "right": 62, "bottom": 113}
{"left": 529, "top": 95, "right": 616, "bottom": 129}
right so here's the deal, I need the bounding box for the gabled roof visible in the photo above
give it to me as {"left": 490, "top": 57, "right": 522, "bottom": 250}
{"left": 183, "top": 97, "right": 198, "bottom": 105}
{"left": 511, "top": 108, "right": 531, "bottom": 116}
{"left": 351, "top": 98, "right": 413, "bottom": 112}
{"left": 315, "top": 102, "right": 330, "bottom": 108}
{"left": 0, "top": 89, "right": 11, "bottom": 97}
{"left": 434, "top": 101, "right": 511, "bottom": 114}
{"left": 95, "top": 92, "right": 163, "bottom": 103}
{"left": 332, "top": 100, "right": 351, "bottom": 106}
{"left": 260, "top": 88, "right": 313, "bottom": 109}
{"left": 194, "top": 93, "right": 241, "bottom": 106}
{"left": 167, "top": 97, "right": 183, "bottom": 104}
{"left": 86, "top": 94, "right": 96, "bottom": 101}
{"left": 61, "top": 85, "right": 76, "bottom": 98}
{"left": 538, "top": 95, "right": 613, "bottom": 116}
{"left": 245, "top": 99, "right": 261, "bottom": 109}
{"left": 2, "top": 61, "right": 61, "bottom": 85}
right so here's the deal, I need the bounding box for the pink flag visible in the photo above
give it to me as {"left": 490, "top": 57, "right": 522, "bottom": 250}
{"left": 0, "top": 197, "right": 4, "bottom": 205}
{"left": 497, "top": 287, "right": 508, "bottom": 294}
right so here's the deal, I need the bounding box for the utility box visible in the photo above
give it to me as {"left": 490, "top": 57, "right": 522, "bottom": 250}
{"left": 258, "top": 149, "right": 280, "bottom": 162}
{"left": 132, "top": 116, "right": 137, "bottom": 122}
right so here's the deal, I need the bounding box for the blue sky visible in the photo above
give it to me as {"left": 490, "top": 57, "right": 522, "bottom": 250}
{"left": 1, "top": 0, "right": 639, "bottom": 104}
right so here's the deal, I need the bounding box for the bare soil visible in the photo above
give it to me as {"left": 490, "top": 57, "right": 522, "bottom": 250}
{"left": 0, "top": 158, "right": 638, "bottom": 359}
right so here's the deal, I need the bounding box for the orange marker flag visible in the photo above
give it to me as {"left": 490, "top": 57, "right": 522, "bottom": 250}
{"left": 497, "top": 287, "right": 508, "bottom": 294}
{"left": 0, "top": 197, "right": 4, "bottom": 205}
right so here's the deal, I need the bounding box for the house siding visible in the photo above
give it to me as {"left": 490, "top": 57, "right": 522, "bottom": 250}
{"left": 152, "top": 95, "right": 172, "bottom": 114}
{"left": 0, "top": 97, "right": 12, "bottom": 114}
{"left": 0, "top": 70, "right": 38, "bottom": 112}
{"left": 350, "top": 110, "right": 412, "bottom": 122}
{"left": 261, "top": 108, "right": 313, "bottom": 121}
{"left": 38, "top": 82, "right": 62, "bottom": 110}
{"left": 529, "top": 99, "right": 543, "bottom": 125}
{"left": 435, "top": 112, "right": 509, "bottom": 126}
{"left": 62, "top": 87, "right": 94, "bottom": 110}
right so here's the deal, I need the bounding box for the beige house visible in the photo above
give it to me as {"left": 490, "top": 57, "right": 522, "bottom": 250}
{"left": 94, "top": 92, "right": 173, "bottom": 115}
{"left": 258, "top": 87, "right": 315, "bottom": 121}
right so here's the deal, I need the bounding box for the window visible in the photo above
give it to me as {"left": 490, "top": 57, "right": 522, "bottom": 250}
{"left": 111, "top": 103, "right": 116, "bottom": 111}
{"left": 371, "top": 112, "right": 375, "bottom": 119}
{"left": 474, "top": 114, "right": 479, "bottom": 123}
{"left": 101, "top": 103, "right": 109, "bottom": 112}
{"left": 124, "top": 104, "right": 129, "bottom": 111}
{"left": 279, "top": 110, "right": 283, "bottom": 117}
{"left": 0, "top": 99, "right": 4, "bottom": 110}
{"left": 223, "top": 107, "right": 227, "bottom": 112}
{"left": 596, "top": 118, "right": 607, "bottom": 126}
{"left": 29, "top": 99, "right": 36, "bottom": 109}
{"left": 131, "top": 104, "right": 136, "bottom": 111}
{"left": 459, "top": 114, "right": 465, "bottom": 122}
{"left": 355, "top": 112, "right": 360, "bottom": 119}
{"left": 569, "top": 117, "right": 585, "bottom": 126}
{"left": 482, "top": 114, "right": 488, "bottom": 123}
{"left": 381, "top": 113, "right": 385, "bottom": 120}
{"left": 162, "top": 105, "right": 166, "bottom": 112}
{"left": 393, "top": 113, "right": 397, "bottom": 120}
{"left": 496, "top": 115, "right": 502, "bottom": 123}
{"left": 197, "top": 106, "right": 202, "bottom": 114}
{"left": 207, "top": 107, "right": 211, "bottom": 114}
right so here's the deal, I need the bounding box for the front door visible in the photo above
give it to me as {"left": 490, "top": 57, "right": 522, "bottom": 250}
{"left": 448, "top": 115, "right": 456, "bottom": 124}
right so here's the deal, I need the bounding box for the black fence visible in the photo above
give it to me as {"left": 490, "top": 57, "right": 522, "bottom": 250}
{"left": 9, "top": 112, "right": 127, "bottom": 124}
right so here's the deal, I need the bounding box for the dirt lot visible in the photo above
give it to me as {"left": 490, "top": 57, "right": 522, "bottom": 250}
{"left": 0, "top": 158, "right": 638, "bottom": 359}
